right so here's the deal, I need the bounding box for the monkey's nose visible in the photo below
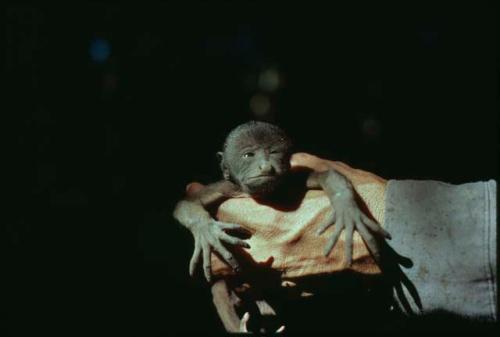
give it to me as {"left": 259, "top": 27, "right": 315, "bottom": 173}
{"left": 259, "top": 162, "right": 275, "bottom": 175}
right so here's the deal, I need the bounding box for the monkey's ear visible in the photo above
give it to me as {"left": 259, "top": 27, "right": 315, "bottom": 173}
{"left": 216, "top": 151, "right": 230, "bottom": 180}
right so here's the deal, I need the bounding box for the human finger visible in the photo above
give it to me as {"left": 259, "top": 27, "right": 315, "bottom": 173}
{"left": 240, "top": 312, "right": 250, "bottom": 333}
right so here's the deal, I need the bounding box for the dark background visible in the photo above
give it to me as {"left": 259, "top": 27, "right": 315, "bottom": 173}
{"left": 4, "top": 1, "right": 497, "bottom": 336}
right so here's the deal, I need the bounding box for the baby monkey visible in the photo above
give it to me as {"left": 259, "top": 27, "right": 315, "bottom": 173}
{"left": 173, "top": 121, "right": 391, "bottom": 282}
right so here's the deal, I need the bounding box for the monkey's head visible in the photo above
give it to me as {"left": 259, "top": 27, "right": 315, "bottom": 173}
{"left": 218, "top": 121, "right": 293, "bottom": 196}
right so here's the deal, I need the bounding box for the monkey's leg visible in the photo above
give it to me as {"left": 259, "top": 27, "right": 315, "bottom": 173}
{"left": 211, "top": 279, "right": 242, "bottom": 332}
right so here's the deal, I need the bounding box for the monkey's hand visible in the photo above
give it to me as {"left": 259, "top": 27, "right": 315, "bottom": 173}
{"left": 190, "top": 219, "right": 250, "bottom": 282}
{"left": 316, "top": 194, "right": 391, "bottom": 266}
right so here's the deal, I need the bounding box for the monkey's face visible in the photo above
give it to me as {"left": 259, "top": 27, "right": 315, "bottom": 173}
{"left": 223, "top": 133, "right": 291, "bottom": 196}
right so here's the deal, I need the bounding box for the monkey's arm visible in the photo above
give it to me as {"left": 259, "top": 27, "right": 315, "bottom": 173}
{"left": 306, "top": 169, "right": 391, "bottom": 266}
{"left": 173, "top": 181, "right": 250, "bottom": 282}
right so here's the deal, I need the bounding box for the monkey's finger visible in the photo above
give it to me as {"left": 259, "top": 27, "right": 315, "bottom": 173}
{"left": 202, "top": 242, "right": 212, "bottom": 283}
{"left": 356, "top": 223, "right": 381, "bottom": 264}
{"left": 276, "top": 325, "right": 286, "bottom": 333}
{"left": 324, "top": 218, "right": 344, "bottom": 256}
{"left": 344, "top": 222, "right": 354, "bottom": 267}
{"left": 362, "top": 215, "right": 392, "bottom": 240}
{"left": 189, "top": 243, "right": 201, "bottom": 277}
{"left": 316, "top": 221, "right": 333, "bottom": 236}
{"left": 219, "top": 232, "right": 251, "bottom": 249}
{"left": 213, "top": 242, "right": 240, "bottom": 271}
{"left": 240, "top": 312, "right": 250, "bottom": 333}
{"left": 316, "top": 210, "right": 336, "bottom": 236}
{"left": 217, "top": 222, "right": 250, "bottom": 234}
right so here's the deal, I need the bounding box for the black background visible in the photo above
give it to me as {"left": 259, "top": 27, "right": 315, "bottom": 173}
{"left": 4, "top": 1, "right": 497, "bottom": 336}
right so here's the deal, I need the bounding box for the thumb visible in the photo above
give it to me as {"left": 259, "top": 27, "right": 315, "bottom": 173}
{"left": 240, "top": 312, "right": 250, "bottom": 333}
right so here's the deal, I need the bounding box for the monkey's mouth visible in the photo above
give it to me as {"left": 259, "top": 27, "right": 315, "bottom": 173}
{"left": 247, "top": 175, "right": 275, "bottom": 181}
{"left": 244, "top": 175, "right": 281, "bottom": 195}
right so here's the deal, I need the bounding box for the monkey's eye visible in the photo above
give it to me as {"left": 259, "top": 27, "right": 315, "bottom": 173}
{"left": 270, "top": 150, "right": 280, "bottom": 154}
{"left": 242, "top": 152, "right": 254, "bottom": 158}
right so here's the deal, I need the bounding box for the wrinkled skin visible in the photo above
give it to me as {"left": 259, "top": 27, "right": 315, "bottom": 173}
{"left": 219, "top": 122, "right": 292, "bottom": 196}
{"left": 173, "top": 122, "right": 390, "bottom": 284}
{"left": 173, "top": 122, "right": 394, "bottom": 333}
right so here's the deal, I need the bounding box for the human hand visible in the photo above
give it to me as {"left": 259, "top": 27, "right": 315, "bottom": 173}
{"left": 239, "top": 312, "right": 286, "bottom": 334}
